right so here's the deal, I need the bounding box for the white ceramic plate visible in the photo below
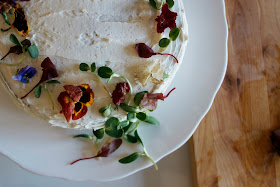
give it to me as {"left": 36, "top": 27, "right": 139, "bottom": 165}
{"left": 0, "top": 0, "right": 228, "bottom": 181}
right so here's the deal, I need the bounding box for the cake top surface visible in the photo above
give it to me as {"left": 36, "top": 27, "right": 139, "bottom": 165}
{"left": 0, "top": 0, "right": 188, "bottom": 129}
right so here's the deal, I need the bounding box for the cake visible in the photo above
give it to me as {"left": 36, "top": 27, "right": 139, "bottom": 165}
{"left": 0, "top": 0, "right": 188, "bottom": 130}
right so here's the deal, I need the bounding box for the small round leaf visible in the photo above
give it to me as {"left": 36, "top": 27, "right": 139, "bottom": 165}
{"left": 98, "top": 66, "right": 114, "bottom": 78}
{"left": 136, "top": 112, "right": 148, "bottom": 121}
{"left": 28, "top": 44, "right": 39, "bottom": 59}
{"left": 159, "top": 38, "right": 171, "bottom": 48}
{"left": 105, "top": 117, "right": 123, "bottom": 138}
{"left": 169, "top": 28, "right": 181, "bottom": 41}
{"left": 93, "top": 128, "right": 105, "bottom": 139}
{"left": 166, "top": 0, "right": 175, "bottom": 8}
{"left": 79, "top": 63, "right": 90, "bottom": 71}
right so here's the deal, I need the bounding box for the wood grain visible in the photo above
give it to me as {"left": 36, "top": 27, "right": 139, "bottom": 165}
{"left": 190, "top": 0, "right": 280, "bottom": 186}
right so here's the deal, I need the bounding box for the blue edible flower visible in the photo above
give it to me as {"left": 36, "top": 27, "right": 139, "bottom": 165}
{"left": 12, "top": 65, "right": 37, "bottom": 83}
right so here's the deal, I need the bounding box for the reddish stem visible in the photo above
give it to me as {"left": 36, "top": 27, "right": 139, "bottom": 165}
{"left": 156, "top": 53, "right": 179, "bottom": 64}
{"left": 1, "top": 53, "right": 9, "bottom": 61}
{"left": 164, "top": 87, "right": 176, "bottom": 99}
{"left": 70, "top": 156, "right": 97, "bottom": 165}
{"left": 20, "top": 82, "right": 40, "bottom": 99}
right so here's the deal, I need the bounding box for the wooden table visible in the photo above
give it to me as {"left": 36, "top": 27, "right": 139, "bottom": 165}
{"left": 190, "top": 0, "right": 280, "bottom": 186}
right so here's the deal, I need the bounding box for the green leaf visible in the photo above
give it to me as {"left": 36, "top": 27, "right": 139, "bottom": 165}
{"left": 105, "top": 117, "right": 123, "bottom": 138}
{"left": 73, "top": 134, "right": 93, "bottom": 139}
{"left": 127, "top": 113, "right": 138, "bottom": 123}
{"left": 134, "top": 91, "right": 148, "bottom": 106}
{"left": 2, "top": 12, "right": 11, "bottom": 25}
{"left": 163, "top": 73, "right": 170, "bottom": 79}
{"left": 134, "top": 130, "right": 144, "bottom": 146}
{"left": 99, "top": 105, "right": 111, "bottom": 117}
{"left": 28, "top": 44, "right": 39, "bottom": 59}
{"left": 124, "top": 134, "right": 138, "bottom": 144}
{"left": 136, "top": 112, "right": 148, "bottom": 121}
{"left": 118, "top": 120, "right": 130, "bottom": 130}
{"left": 120, "top": 103, "right": 140, "bottom": 113}
{"left": 149, "top": 0, "right": 158, "bottom": 9}
{"left": 98, "top": 66, "right": 114, "bottom": 78}
{"left": 35, "top": 85, "right": 42, "bottom": 98}
{"left": 145, "top": 116, "right": 160, "bottom": 125}
{"left": 159, "top": 38, "right": 171, "bottom": 48}
{"left": 123, "top": 122, "right": 133, "bottom": 133}
{"left": 149, "top": 0, "right": 164, "bottom": 10}
{"left": 169, "top": 28, "right": 181, "bottom": 41}
{"left": 10, "top": 34, "right": 22, "bottom": 47}
{"left": 166, "top": 0, "right": 175, "bottom": 8}
{"left": 91, "top": 62, "right": 96, "bottom": 72}
{"left": 93, "top": 128, "right": 105, "bottom": 139}
{"left": 79, "top": 63, "right": 90, "bottom": 72}
{"left": 119, "top": 152, "right": 142, "bottom": 164}
{"left": 47, "top": 80, "right": 61, "bottom": 84}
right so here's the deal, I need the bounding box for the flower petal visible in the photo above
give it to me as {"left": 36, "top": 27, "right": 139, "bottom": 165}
{"left": 112, "top": 82, "right": 130, "bottom": 105}
{"left": 155, "top": 4, "right": 177, "bottom": 33}
{"left": 64, "top": 85, "right": 82, "bottom": 102}
{"left": 10, "top": 3, "right": 29, "bottom": 36}
{"left": 78, "top": 84, "right": 94, "bottom": 107}
{"left": 57, "top": 91, "right": 75, "bottom": 123}
{"left": 72, "top": 102, "right": 88, "bottom": 121}
{"left": 12, "top": 65, "right": 37, "bottom": 83}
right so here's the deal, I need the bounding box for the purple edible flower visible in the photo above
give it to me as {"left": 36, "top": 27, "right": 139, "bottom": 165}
{"left": 12, "top": 65, "right": 37, "bottom": 83}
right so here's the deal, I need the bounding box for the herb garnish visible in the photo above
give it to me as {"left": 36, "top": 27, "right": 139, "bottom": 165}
{"left": 135, "top": 43, "right": 178, "bottom": 64}
{"left": 1, "top": 34, "right": 39, "bottom": 66}
{"left": 21, "top": 57, "right": 58, "bottom": 99}
{"left": 98, "top": 66, "right": 133, "bottom": 104}
{"left": 119, "top": 130, "right": 158, "bottom": 170}
{"left": 159, "top": 38, "right": 171, "bottom": 48}
{"left": 70, "top": 139, "right": 122, "bottom": 165}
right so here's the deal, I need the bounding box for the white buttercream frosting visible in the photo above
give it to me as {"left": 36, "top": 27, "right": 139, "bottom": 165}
{"left": 0, "top": 0, "right": 188, "bottom": 129}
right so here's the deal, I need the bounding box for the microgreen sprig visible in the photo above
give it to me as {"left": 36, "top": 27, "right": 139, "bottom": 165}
{"left": 99, "top": 104, "right": 112, "bottom": 117}
{"left": 0, "top": 34, "right": 39, "bottom": 66}
{"left": 158, "top": 28, "right": 181, "bottom": 48}
{"left": 98, "top": 66, "right": 133, "bottom": 104}
{"left": 119, "top": 130, "right": 158, "bottom": 170}
{"left": 35, "top": 80, "right": 61, "bottom": 110}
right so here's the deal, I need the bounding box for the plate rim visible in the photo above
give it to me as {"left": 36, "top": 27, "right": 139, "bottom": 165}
{"left": 0, "top": 0, "right": 228, "bottom": 182}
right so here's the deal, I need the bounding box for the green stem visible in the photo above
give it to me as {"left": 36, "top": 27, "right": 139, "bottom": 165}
{"left": 44, "top": 84, "right": 55, "bottom": 110}
{"left": 127, "top": 121, "right": 140, "bottom": 135}
{"left": 94, "top": 72, "right": 111, "bottom": 97}
{"left": 144, "top": 148, "right": 158, "bottom": 171}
